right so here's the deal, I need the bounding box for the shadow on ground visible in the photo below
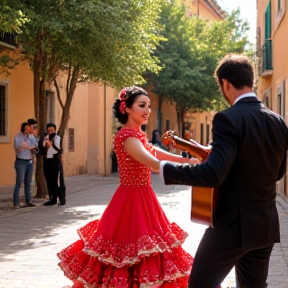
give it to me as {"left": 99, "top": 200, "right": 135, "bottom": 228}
{"left": 0, "top": 174, "right": 189, "bottom": 263}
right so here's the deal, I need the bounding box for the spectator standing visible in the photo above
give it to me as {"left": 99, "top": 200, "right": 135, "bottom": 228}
{"left": 42, "top": 123, "right": 66, "bottom": 206}
{"left": 13, "top": 122, "right": 37, "bottom": 208}
{"left": 151, "top": 129, "right": 167, "bottom": 150}
{"left": 27, "top": 118, "right": 38, "bottom": 139}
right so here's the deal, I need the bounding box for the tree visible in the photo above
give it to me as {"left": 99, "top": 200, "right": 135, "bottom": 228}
{"left": 1, "top": 0, "right": 164, "bottom": 197}
{"left": 48, "top": 0, "right": 164, "bottom": 138}
{"left": 149, "top": 2, "right": 251, "bottom": 135}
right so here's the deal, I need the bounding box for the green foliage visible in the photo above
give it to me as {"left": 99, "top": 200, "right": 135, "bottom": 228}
{"left": 149, "top": 2, "right": 251, "bottom": 116}
{"left": 15, "top": 0, "right": 164, "bottom": 86}
{"left": 0, "top": 54, "right": 21, "bottom": 74}
{"left": 0, "top": 0, "right": 28, "bottom": 34}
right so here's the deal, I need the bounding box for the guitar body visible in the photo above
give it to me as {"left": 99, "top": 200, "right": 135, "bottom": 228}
{"left": 191, "top": 186, "right": 217, "bottom": 227}
{"left": 162, "top": 130, "right": 218, "bottom": 227}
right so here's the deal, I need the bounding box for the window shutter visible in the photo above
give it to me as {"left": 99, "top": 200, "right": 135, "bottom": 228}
{"left": 265, "top": 0, "right": 271, "bottom": 40}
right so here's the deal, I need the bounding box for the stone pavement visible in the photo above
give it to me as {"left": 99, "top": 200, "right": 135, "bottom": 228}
{"left": 0, "top": 173, "right": 288, "bottom": 288}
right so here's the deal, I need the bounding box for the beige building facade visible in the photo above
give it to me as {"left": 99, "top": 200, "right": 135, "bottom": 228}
{"left": 0, "top": 41, "right": 117, "bottom": 187}
{"left": 256, "top": 0, "right": 288, "bottom": 197}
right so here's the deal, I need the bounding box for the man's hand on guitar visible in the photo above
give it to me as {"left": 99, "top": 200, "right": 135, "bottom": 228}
{"left": 162, "top": 130, "right": 212, "bottom": 162}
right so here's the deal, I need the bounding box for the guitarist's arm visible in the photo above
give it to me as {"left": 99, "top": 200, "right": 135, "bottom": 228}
{"left": 162, "top": 113, "right": 237, "bottom": 187}
{"left": 123, "top": 138, "right": 199, "bottom": 173}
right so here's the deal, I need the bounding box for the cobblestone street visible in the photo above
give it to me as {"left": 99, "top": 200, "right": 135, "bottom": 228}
{"left": 0, "top": 173, "right": 288, "bottom": 288}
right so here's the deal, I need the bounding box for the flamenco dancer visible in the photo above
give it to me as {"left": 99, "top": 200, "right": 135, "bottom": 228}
{"left": 57, "top": 86, "right": 199, "bottom": 288}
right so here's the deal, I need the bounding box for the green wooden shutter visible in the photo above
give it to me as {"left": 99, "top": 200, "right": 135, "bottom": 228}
{"left": 265, "top": 0, "right": 271, "bottom": 40}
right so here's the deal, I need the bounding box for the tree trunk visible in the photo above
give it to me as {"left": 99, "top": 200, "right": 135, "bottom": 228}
{"left": 55, "top": 69, "right": 79, "bottom": 182}
{"left": 57, "top": 69, "right": 79, "bottom": 140}
{"left": 176, "top": 107, "right": 185, "bottom": 137}
{"left": 180, "top": 108, "right": 185, "bottom": 138}
{"left": 34, "top": 74, "right": 48, "bottom": 198}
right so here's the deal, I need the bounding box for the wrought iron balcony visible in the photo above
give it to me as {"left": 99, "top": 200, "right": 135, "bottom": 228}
{"left": 261, "top": 39, "right": 273, "bottom": 75}
{"left": 0, "top": 33, "right": 18, "bottom": 48}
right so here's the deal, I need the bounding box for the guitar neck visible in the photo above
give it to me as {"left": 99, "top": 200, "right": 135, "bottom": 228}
{"left": 173, "top": 136, "right": 211, "bottom": 161}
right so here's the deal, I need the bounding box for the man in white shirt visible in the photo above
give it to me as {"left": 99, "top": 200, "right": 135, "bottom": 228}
{"left": 42, "top": 123, "right": 65, "bottom": 206}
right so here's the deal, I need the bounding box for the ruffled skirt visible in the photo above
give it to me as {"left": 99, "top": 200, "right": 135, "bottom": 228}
{"left": 57, "top": 185, "right": 193, "bottom": 287}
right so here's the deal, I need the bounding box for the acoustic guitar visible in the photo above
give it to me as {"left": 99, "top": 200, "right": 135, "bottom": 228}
{"left": 162, "top": 130, "right": 217, "bottom": 227}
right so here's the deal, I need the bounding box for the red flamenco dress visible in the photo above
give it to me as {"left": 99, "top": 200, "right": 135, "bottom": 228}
{"left": 57, "top": 128, "right": 193, "bottom": 288}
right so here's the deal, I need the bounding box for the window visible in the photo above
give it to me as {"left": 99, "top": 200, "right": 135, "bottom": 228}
{"left": 200, "top": 123, "right": 204, "bottom": 145}
{"left": 0, "top": 32, "right": 18, "bottom": 48}
{"left": 206, "top": 124, "right": 210, "bottom": 145}
{"left": 262, "top": 1, "right": 272, "bottom": 71}
{"left": 278, "top": 0, "right": 282, "bottom": 12}
{"left": 277, "top": 93, "right": 282, "bottom": 116}
{"left": 276, "top": 0, "right": 285, "bottom": 30}
{"left": 264, "top": 1, "right": 271, "bottom": 40}
{"left": 264, "top": 88, "right": 271, "bottom": 109}
{"left": 68, "top": 128, "right": 75, "bottom": 151}
{"left": 0, "top": 80, "right": 10, "bottom": 142}
{"left": 277, "top": 82, "right": 285, "bottom": 117}
{"left": 0, "top": 85, "right": 5, "bottom": 136}
{"left": 166, "top": 120, "right": 170, "bottom": 131}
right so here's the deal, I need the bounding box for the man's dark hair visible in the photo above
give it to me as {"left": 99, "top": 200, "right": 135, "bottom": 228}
{"left": 27, "top": 119, "right": 37, "bottom": 125}
{"left": 46, "top": 123, "right": 56, "bottom": 130}
{"left": 215, "top": 54, "right": 254, "bottom": 89}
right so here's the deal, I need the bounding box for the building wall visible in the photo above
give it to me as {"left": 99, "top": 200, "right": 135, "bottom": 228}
{"left": 0, "top": 62, "right": 34, "bottom": 186}
{"left": 182, "top": 0, "right": 223, "bottom": 21}
{"left": 257, "top": 0, "right": 288, "bottom": 196}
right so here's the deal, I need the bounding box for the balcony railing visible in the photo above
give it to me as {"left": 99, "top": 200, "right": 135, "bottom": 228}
{"left": 262, "top": 39, "right": 272, "bottom": 71}
{"left": 0, "top": 32, "right": 18, "bottom": 48}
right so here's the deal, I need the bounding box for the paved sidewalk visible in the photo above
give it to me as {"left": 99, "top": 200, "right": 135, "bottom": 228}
{"left": 0, "top": 174, "right": 288, "bottom": 287}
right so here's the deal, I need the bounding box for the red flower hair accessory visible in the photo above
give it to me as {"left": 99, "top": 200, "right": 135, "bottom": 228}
{"left": 118, "top": 89, "right": 127, "bottom": 101}
{"left": 119, "top": 100, "right": 126, "bottom": 114}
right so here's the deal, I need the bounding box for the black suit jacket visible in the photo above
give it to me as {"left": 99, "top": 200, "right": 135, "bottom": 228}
{"left": 163, "top": 97, "right": 288, "bottom": 248}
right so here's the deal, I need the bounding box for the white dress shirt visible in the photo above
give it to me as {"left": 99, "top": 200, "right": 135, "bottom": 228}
{"left": 43, "top": 134, "right": 61, "bottom": 158}
{"left": 233, "top": 92, "right": 257, "bottom": 105}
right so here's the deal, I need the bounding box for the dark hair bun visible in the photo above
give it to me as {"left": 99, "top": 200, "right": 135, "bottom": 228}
{"left": 113, "top": 99, "right": 128, "bottom": 124}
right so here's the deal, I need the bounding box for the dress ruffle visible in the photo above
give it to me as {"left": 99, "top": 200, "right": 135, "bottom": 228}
{"left": 57, "top": 221, "right": 193, "bottom": 288}
{"left": 77, "top": 220, "right": 189, "bottom": 267}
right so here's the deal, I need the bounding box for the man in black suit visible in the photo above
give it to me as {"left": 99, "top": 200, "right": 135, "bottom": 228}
{"left": 160, "top": 55, "right": 288, "bottom": 288}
